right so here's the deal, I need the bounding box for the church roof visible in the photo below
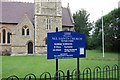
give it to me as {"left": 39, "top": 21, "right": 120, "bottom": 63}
{"left": 0, "top": 2, "right": 34, "bottom": 24}
{"left": 62, "top": 8, "right": 74, "bottom": 27}
{"left": 0, "top": 2, "right": 74, "bottom": 27}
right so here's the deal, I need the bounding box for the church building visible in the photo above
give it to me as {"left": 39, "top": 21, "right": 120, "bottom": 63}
{"left": 0, "top": 0, "right": 74, "bottom": 55}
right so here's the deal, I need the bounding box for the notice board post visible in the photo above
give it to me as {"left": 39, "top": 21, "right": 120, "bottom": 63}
{"left": 77, "top": 58, "right": 80, "bottom": 80}
{"left": 56, "top": 28, "right": 58, "bottom": 80}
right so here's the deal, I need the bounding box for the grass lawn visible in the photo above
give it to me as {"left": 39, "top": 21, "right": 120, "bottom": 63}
{"left": 1, "top": 50, "right": 119, "bottom": 78}
{"left": 0, "top": 56, "right": 2, "bottom": 79}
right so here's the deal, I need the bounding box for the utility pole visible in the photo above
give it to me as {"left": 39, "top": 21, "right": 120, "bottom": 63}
{"left": 102, "top": 11, "right": 104, "bottom": 57}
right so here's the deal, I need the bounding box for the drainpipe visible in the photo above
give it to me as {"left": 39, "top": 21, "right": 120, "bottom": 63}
{"left": 34, "top": 24, "right": 35, "bottom": 54}
{"left": 33, "top": 16, "right": 36, "bottom": 54}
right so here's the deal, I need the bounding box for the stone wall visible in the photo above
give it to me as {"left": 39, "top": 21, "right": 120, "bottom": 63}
{"left": 35, "top": 16, "right": 62, "bottom": 53}
{"left": 12, "top": 46, "right": 27, "bottom": 54}
{"left": 35, "top": 0, "right": 62, "bottom": 53}
{"left": 0, "top": 23, "right": 16, "bottom": 55}
{"left": 11, "top": 15, "right": 34, "bottom": 54}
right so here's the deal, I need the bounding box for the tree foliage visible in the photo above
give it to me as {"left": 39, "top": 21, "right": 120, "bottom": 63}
{"left": 73, "top": 9, "right": 93, "bottom": 49}
{"left": 93, "top": 8, "right": 120, "bottom": 52}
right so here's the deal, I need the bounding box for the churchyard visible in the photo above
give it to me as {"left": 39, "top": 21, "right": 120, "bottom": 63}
{"left": 1, "top": 50, "right": 119, "bottom": 78}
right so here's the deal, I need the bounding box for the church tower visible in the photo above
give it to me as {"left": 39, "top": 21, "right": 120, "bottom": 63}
{"left": 35, "top": 0, "right": 62, "bottom": 53}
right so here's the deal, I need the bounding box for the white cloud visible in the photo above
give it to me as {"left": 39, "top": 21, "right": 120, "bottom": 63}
{"left": 62, "top": 0, "right": 119, "bottom": 21}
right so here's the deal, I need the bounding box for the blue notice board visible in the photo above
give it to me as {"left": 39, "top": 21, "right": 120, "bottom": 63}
{"left": 47, "top": 31, "right": 86, "bottom": 59}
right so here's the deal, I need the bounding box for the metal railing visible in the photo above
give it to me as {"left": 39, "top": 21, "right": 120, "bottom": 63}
{"left": 3, "top": 64, "right": 119, "bottom": 80}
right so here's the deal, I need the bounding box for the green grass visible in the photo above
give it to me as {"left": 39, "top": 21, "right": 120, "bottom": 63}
{"left": 2, "top": 50, "right": 119, "bottom": 78}
{"left": 0, "top": 56, "right": 2, "bottom": 79}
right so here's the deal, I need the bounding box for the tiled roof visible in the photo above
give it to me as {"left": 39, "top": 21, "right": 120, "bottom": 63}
{"left": 62, "top": 8, "right": 74, "bottom": 26}
{"left": 0, "top": 2, "right": 34, "bottom": 24}
{"left": 0, "top": 2, "right": 74, "bottom": 26}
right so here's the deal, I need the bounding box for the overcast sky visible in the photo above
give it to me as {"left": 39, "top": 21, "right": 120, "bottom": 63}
{"left": 2, "top": 0, "right": 120, "bottom": 22}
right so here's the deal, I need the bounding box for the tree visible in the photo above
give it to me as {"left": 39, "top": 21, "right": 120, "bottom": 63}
{"left": 73, "top": 9, "right": 93, "bottom": 49}
{"left": 93, "top": 8, "right": 120, "bottom": 52}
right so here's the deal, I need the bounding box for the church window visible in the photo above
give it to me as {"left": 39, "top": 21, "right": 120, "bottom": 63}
{"left": 45, "top": 37, "right": 47, "bottom": 45}
{"left": 56, "top": 27, "right": 58, "bottom": 32}
{"left": 2, "top": 29, "right": 6, "bottom": 43}
{"left": 22, "top": 28, "right": 25, "bottom": 35}
{"left": 27, "top": 29, "right": 29, "bottom": 35}
{"left": 7, "top": 32, "right": 10, "bottom": 43}
{"left": 24, "top": 26, "right": 27, "bottom": 29}
{"left": 46, "top": 18, "right": 52, "bottom": 30}
{"left": 22, "top": 26, "right": 29, "bottom": 36}
{"left": 47, "top": 19, "right": 49, "bottom": 29}
{"left": 49, "top": 19, "right": 51, "bottom": 29}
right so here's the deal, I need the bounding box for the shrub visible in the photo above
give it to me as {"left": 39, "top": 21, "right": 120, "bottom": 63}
{"left": 2, "top": 49, "right": 11, "bottom": 56}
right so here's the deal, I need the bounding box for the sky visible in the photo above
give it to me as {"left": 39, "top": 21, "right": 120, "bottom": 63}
{"left": 2, "top": 0, "right": 120, "bottom": 22}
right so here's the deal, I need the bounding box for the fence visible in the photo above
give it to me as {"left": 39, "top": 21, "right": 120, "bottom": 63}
{"left": 3, "top": 64, "right": 120, "bottom": 80}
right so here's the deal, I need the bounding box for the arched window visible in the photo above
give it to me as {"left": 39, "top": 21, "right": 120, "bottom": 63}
{"left": 46, "top": 18, "right": 49, "bottom": 29}
{"left": 7, "top": 32, "right": 10, "bottom": 43}
{"left": 46, "top": 18, "right": 52, "bottom": 30}
{"left": 56, "top": 27, "right": 58, "bottom": 32}
{"left": 2, "top": 29, "right": 6, "bottom": 43}
{"left": 49, "top": 19, "right": 51, "bottom": 29}
{"left": 22, "top": 26, "right": 29, "bottom": 36}
{"left": 27, "top": 29, "right": 29, "bottom": 35}
{"left": 22, "top": 28, "right": 25, "bottom": 35}
{"left": 45, "top": 37, "right": 47, "bottom": 45}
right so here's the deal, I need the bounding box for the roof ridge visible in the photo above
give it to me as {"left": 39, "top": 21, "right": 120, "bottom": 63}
{"left": 0, "top": 0, "right": 34, "bottom": 3}
{"left": 1, "top": 1, "right": 74, "bottom": 27}
{"left": 67, "top": 7, "right": 75, "bottom": 24}
{"left": 62, "top": 7, "right": 67, "bottom": 8}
